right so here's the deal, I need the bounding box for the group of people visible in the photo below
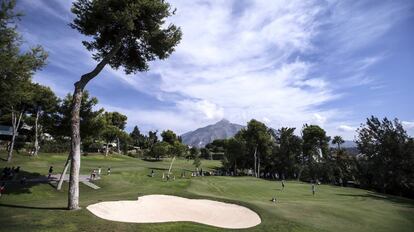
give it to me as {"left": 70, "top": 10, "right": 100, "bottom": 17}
{"left": 90, "top": 167, "right": 111, "bottom": 180}
{"left": 272, "top": 180, "right": 317, "bottom": 205}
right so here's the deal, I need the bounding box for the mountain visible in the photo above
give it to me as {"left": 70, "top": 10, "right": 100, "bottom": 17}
{"left": 181, "top": 119, "right": 244, "bottom": 148}
{"left": 330, "top": 140, "right": 357, "bottom": 148}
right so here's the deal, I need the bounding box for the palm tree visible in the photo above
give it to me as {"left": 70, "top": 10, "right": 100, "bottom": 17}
{"left": 332, "top": 136, "right": 345, "bottom": 150}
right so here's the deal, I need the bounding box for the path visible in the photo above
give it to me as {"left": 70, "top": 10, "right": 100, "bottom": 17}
{"left": 49, "top": 174, "right": 101, "bottom": 189}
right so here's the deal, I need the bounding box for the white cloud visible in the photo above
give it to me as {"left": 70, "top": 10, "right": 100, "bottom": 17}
{"left": 177, "top": 99, "right": 224, "bottom": 121}
{"left": 22, "top": 0, "right": 412, "bottom": 138}
{"left": 402, "top": 121, "right": 414, "bottom": 129}
{"left": 96, "top": 0, "right": 408, "bottom": 135}
{"left": 337, "top": 125, "right": 356, "bottom": 132}
{"left": 313, "top": 113, "right": 327, "bottom": 126}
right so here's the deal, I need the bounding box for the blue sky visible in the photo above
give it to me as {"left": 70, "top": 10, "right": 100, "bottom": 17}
{"left": 15, "top": 0, "right": 414, "bottom": 139}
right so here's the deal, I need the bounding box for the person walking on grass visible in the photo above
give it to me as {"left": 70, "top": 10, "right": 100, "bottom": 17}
{"left": 312, "top": 183, "right": 316, "bottom": 196}
{"left": 281, "top": 180, "right": 285, "bottom": 190}
{"left": 90, "top": 169, "right": 95, "bottom": 180}
{"left": 107, "top": 167, "right": 111, "bottom": 175}
{"left": 272, "top": 196, "right": 277, "bottom": 205}
{"left": 48, "top": 166, "right": 53, "bottom": 179}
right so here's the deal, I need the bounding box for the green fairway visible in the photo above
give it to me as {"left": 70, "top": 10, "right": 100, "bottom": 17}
{"left": 0, "top": 153, "right": 413, "bottom": 232}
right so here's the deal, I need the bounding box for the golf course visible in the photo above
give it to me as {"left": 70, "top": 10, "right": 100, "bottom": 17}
{"left": 0, "top": 152, "right": 413, "bottom": 232}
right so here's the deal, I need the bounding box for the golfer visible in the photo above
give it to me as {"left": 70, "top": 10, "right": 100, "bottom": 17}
{"left": 48, "top": 166, "right": 53, "bottom": 179}
{"left": 312, "top": 183, "right": 316, "bottom": 196}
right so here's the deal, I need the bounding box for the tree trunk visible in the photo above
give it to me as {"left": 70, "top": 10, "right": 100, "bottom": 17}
{"left": 67, "top": 41, "right": 121, "bottom": 210}
{"left": 234, "top": 161, "right": 237, "bottom": 175}
{"left": 57, "top": 156, "right": 71, "bottom": 190}
{"left": 168, "top": 156, "right": 176, "bottom": 174}
{"left": 117, "top": 137, "right": 121, "bottom": 154}
{"left": 7, "top": 110, "right": 23, "bottom": 162}
{"left": 33, "top": 108, "right": 40, "bottom": 156}
{"left": 253, "top": 146, "right": 258, "bottom": 177}
{"left": 105, "top": 143, "right": 109, "bottom": 156}
{"left": 7, "top": 132, "right": 16, "bottom": 162}
{"left": 68, "top": 86, "right": 83, "bottom": 210}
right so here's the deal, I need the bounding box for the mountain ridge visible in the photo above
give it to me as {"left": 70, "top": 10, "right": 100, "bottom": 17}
{"left": 181, "top": 119, "right": 244, "bottom": 148}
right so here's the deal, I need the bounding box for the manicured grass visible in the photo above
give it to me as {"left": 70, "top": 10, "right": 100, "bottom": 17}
{"left": 0, "top": 152, "right": 413, "bottom": 232}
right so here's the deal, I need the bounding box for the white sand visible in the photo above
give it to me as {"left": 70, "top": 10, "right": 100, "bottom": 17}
{"left": 87, "top": 194, "right": 261, "bottom": 229}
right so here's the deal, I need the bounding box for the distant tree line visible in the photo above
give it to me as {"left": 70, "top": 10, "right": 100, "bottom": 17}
{"left": 202, "top": 118, "right": 413, "bottom": 198}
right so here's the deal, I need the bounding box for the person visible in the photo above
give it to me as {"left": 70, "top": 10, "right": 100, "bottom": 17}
{"left": 107, "top": 167, "right": 111, "bottom": 175}
{"left": 0, "top": 182, "right": 5, "bottom": 197}
{"left": 48, "top": 166, "right": 53, "bottom": 179}
{"left": 312, "top": 183, "right": 316, "bottom": 196}
{"left": 93, "top": 169, "right": 98, "bottom": 180}
{"left": 98, "top": 167, "right": 102, "bottom": 176}
{"left": 281, "top": 180, "right": 285, "bottom": 190}
{"left": 151, "top": 170, "right": 155, "bottom": 177}
{"left": 90, "top": 169, "right": 95, "bottom": 180}
{"left": 272, "top": 196, "right": 277, "bottom": 205}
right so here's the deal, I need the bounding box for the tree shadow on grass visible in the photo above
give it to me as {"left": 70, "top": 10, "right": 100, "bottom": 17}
{"left": 0, "top": 169, "right": 49, "bottom": 195}
{"left": 0, "top": 203, "right": 66, "bottom": 210}
{"left": 335, "top": 193, "right": 414, "bottom": 207}
{"left": 147, "top": 167, "right": 169, "bottom": 173}
{"left": 141, "top": 158, "right": 163, "bottom": 162}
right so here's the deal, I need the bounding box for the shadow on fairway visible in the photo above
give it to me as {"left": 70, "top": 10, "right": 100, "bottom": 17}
{"left": 0, "top": 203, "right": 66, "bottom": 210}
{"left": 0, "top": 169, "right": 47, "bottom": 195}
{"left": 141, "top": 158, "right": 163, "bottom": 162}
{"left": 148, "top": 167, "right": 169, "bottom": 171}
{"left": 336, "top": 193, "right": 414, "bottom": 207}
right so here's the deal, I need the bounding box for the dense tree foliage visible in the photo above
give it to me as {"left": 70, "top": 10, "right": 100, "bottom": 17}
{"left": 356, "top": 116, "right": 414, "bottom": 197}
{"left": 272, "top": 127, "right": 303, "bottom": 179}
{"left": 0, "top": 0, "right": 48, "bottom": 161}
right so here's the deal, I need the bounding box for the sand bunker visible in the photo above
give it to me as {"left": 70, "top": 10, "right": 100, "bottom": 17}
{"left": 87, "top": 194, "right": 261, "bottom": 229}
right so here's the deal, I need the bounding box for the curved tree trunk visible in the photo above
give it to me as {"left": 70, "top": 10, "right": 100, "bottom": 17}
{"left": 67, "top": 42, "right": 121, "bottom": 210}
{"left": 7, "top": 133, "right": 16, "bottom": 162}
{"left": 7, "top": 110, "right": 23, "bottom": 162}
{"left": 57, "top": 156, "right": 70, "bottom": 190}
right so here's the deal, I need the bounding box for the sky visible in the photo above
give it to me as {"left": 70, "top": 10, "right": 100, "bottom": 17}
{"left": 15, "top": 0, "right": 414, "bottom": 140}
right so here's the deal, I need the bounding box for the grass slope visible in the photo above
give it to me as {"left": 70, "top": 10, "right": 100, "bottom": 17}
{"left": 0, "top": 152, "right": 413, "bottom": 232}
